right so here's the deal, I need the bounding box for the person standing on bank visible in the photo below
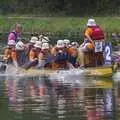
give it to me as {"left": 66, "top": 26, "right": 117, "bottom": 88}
{"left": 8, "top": 23, "right": 22, "bottom": 44}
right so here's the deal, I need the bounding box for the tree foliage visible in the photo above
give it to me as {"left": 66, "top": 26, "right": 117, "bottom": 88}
{"left": 0, "top": 0, "right": 119, "bottom": 15}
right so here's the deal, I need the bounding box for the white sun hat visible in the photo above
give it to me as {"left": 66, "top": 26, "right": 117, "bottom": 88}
{"left": 64, "top": 39, "right": 70, "bottom": 45}
{"left": 42, "top": 43, "right": 50, "bottom": 50}
{"left": 71, "top": 42, "right": 79, "bottom": 48}
{"left": 87, "top": 19, "right": 96, "bottom": 26}
{"left": 41, "top": 36, "right": 49, "bottom": 43}
{"left": 8, "top": 40, "right": 16, "bottom": 46}
{"left": 56, "top": 40, "right": 65, "bottom": 48}
{"left": 34, "top": 41, "right": 42, "bottom": 49}
{"left": 16, "top": 41, "right": 25, "bottom": 50}
{"left": 30, "top": 36, "right": 38, "bottom": 43}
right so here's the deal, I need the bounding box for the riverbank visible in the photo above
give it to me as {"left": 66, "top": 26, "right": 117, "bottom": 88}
{"left": 0, "top": 15, "right": 120, "bottom": 33}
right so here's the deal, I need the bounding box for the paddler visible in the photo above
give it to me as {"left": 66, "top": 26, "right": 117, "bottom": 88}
{"left": 15, "top": 41, "right": 26, "bottom": 66}
{"left": 24, "top": 40, "right": 42, "bottom": 69}
{"left": 37, "top": 43, "right": 52, "bottom": 69}
{"left": 10, "top": 40, "right": 25, "bottom": 67}
{"left": 78, "top": 18, "right": 105, "bottom": 67}
{"left": 25, "top": 36, "right": 39, "bottom": 58}
{"left": 51, "top": 40, "right": 71, "bottom": 70}
{"left": 3, "top": 40, "right": 16, "bottom": 64}
{"left": 85, "top": 19, "right": 105, "bottom": 66}
{"left": 78, "top": 37, "right": 94, "bottom": 67}
{"left": 4, "top": 40, "right": 25, "bottom": 67}
{"left": 68, "top": 42, "right": 79, "bottom": 67}
{"left": 8, "top": 23, "right": 22, "bottom": 44}
{"left": 64, "top": 39, "right": 70, "bottom": 49}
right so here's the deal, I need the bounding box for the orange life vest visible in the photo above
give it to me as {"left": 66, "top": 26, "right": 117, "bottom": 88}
{"left": 11, "top": 48, "right": 17, "bottom": 61}
{"left": 29, "top": 48, "right": 39, "bottom": 61}
{"left": 3, "top": 47, "right": 12, "bottom": 62}
{"left": 68, "top": 47, "right": 78, "bottom": 57}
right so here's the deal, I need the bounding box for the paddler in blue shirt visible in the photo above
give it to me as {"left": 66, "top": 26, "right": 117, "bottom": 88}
{"left": 15, "top": 41, "right": 26, "bottom": 67}
{"left": 51, "top": 40, "right": 73, "bottom": 70}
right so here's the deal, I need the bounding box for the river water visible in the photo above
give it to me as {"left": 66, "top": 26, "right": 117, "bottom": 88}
{"left": 0, "top": 70, "right": 120, "bottom": 120}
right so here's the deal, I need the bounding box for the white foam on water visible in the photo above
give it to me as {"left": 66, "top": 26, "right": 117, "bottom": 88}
{"left": 50, "top": 68, "right": 88, "bottom": 87}
{"left": 112, "top": 71, "right": 120, "bottom": 81}
{"left": 0, "top": 65, "right": 25, "bottom": 77}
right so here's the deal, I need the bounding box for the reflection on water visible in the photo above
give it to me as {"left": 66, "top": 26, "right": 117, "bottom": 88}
{"left": 0, "top": 73, "right": 119, "bottom": 120}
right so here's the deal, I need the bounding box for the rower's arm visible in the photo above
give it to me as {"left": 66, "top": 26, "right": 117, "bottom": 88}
{"left": 85, "top": 28, "right": 94, "bottom": 44}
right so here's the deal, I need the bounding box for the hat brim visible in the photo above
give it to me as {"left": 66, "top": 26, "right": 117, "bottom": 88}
{"left": 34, "top": 45, "right": 41, "bottom": 48}
{"left": 87, "top": 23, "right": 96, "bottom": 26}
{"left": 42, "top": 47, "right": 49, "bottom": 50}
{"left": 56, "top": 45, "right": 64, "bottom": 48}
{"left": 30, "top": 41, "right": 36, "bottom": 44}
{"left": 16, "top": 47, "right": 24, "bottom": 50}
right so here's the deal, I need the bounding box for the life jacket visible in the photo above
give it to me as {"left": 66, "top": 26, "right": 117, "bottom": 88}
{"left": 11, "top": 48, "right": 17, "bottom": 63}
{"left": 10, "top": 31, "right": 18, "bottom": 43}
{"left": 90, "top": 26, "right": 104, "bottom": 40}
{"left": 68, "top": 47, "right": 78, "bottom": 57}
{"left": 29, "top": 48, "right": 38, "bottom": 61}
{"left": 68, "top": 47, "right": 78, "bottom": 66}
{"left": 52, "top": 48, "right": 68, "bottom": 70}
{"left": 55, "top": 50, "right": 68, "bottom": 62}
{"left": 25, "top": 43, "right": 34, "bottom": 61}
{"left": 3, "top": 47, "right": 12, "bottom": 64}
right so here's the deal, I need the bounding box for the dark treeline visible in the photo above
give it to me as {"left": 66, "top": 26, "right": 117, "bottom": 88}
{"left": 0, "top": 0, "right": 120, "bottom": 15}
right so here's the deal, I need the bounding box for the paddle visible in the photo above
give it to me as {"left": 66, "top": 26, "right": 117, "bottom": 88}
{"left": 0, "top": 60, "right": 5, "bottom": 63}
{"left": 36, "top": 55, "right": 53, "bottom": 69}
{"left": 36, "top": 60, "right": 46, "bottom": 69}
{"left": 0, "top": 61, "right": 6, "bottom": 72}
{"left": 23, "top": 59, "right": 38, "bottom": 70}
{"left": 67, "top": 62, "right": 75, "bottom": 69}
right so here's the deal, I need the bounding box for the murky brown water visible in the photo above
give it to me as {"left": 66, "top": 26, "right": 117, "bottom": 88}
{"left": 0, "top": 71, "right": 119, "bottom": 120}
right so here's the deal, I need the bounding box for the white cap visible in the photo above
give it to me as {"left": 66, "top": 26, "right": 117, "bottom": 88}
{"left": 16, "top": 41, "right": 24, "bottom": 50}
{"left": 42, "top": 43, "right": 49, "bottom": 50}
{"left": 71, "top": 42, "right": 78, "bottom": 46}
{"left": 30, "top": 36, "right": 38, "bottom": 43}
{"left": 34, "top": 41, "right": 42, "bottom": 49}
{"left": 87, "top": 19, "right": 96, "bottom": 26}
{"left": 71, "top": 42, "right": 79, "bottom": 48}
{"left": 8, "top": 40, "right": 16, "bottom": 46}
{"left": 56, "top": 40, "right": 65, "bottom": 48}
{"left": 41, "top": 36, "right": 49, "bottom": 43}
{"left": 64, "top": 39, "right": 70, "bottom": 45}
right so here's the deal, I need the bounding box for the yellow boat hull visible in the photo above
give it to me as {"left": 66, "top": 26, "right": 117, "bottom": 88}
{"left": 85, "top": 66, "right": 113, "bottom": 77}
{"left": 22, "top": 66, "right": 114, "bottom": 77}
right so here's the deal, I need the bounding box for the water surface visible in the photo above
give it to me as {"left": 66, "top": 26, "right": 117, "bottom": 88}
{"left": 0, "top": 70, "right": 119, "bottom": 120}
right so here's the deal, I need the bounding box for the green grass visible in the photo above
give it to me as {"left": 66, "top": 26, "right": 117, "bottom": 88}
{"left": 0, "top": 15, "right": 120, "bottom": 33}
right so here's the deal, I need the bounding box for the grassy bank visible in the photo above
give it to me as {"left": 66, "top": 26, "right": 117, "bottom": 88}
{"left": 0, "top": 15, "right": 120, "bottom": 34}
